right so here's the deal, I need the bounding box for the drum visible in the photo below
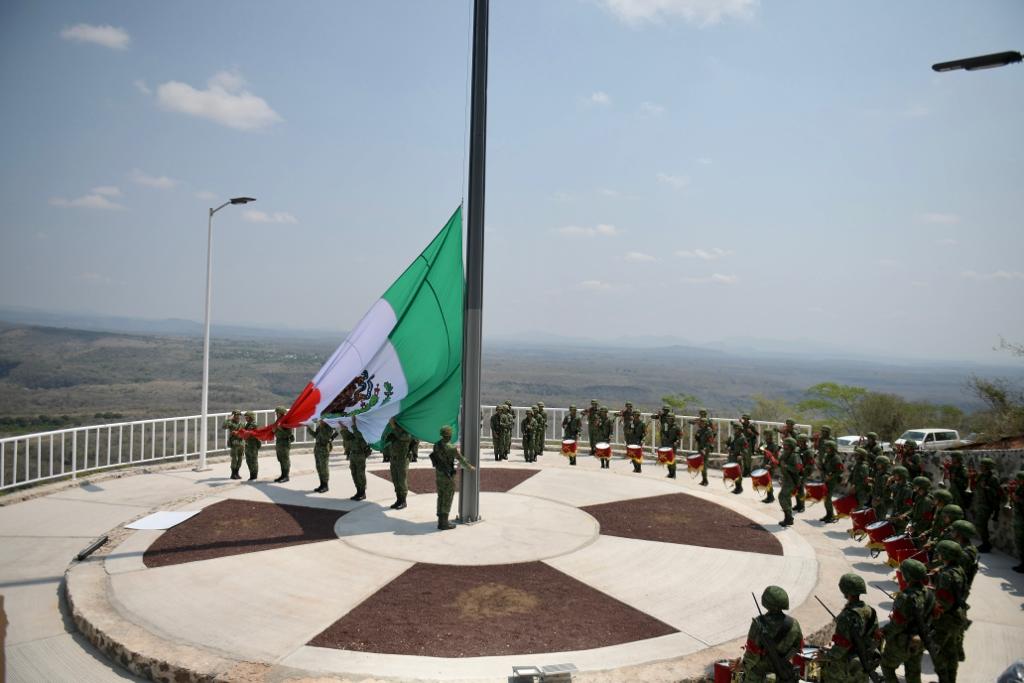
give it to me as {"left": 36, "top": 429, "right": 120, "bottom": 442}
{"left": 883, "top": 534, "right": 919, "bottom": 568}
{"left": 627, "top": 444, "right": 643, "bottom": 462}
{"left": 722, "top": 462, "right": 741, "bottom": 484}
{"left": 792, "top": 646, "right": 822, "bottom": 682}
{"left": 561, "top": 439, "right": 577, "bottom": 457}
{"left": 713, "top": 659, "right": 738, "bottom": 683}
{"left": 848, "top": 506, "right": 877, "bottom": 540}
{"left": 595, "top": 442, "right": 612, "bottom": 460}
{"left": 866, "top": 520, "right": 896, "bottom": 549}
{"left": 832, "top": 494, "right": 858, "bottom": 518}
{"left": 804, "top": 480, "right": 827, "bottom": 504}
{"left": 751, "top": 468, "right": 772, "bottom": 492}
{"left": 686, "top": 452, "right": 704, "bottom": 473}
{"left": 657, "top": 446, "right": 675, "bottom": 465}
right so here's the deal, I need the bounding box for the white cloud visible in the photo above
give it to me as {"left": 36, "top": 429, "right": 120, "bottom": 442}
{"left": 133, "top": 79, "right": 151, "bottom": 95}
{"left": 936, "top": 238, "right": 958, "bottom": 247}
{"left": 683, "top": 273, "right": 738, "bottom": 285}
{"left": 156, "top": 70, "right": 283, "bottom": 131}
{"left": 588, "top": 91, "right": 611, "bottom": 105}
{"left": 195, "top": 190, "right": 219, "bottom": 201}
{"left": 640, "top": 101, "right": 666, "bottom": 116}
{"left": 577, "top": 280, "right": 612, "bottom": 291}
{"left": 130, "top": 169, "right": 177, "bottom": 189}
{"left": 60, "top": 24, "right": 130, "bottom": 50}
{"left": 602, "top": 0, "right": 758, "bottom": 26}
{"left": 657, "top": 172, "right": 690, "bottom": 189}
{"left": 675, "top": 247, "right": 733, "bottom": 260}
{"left": 243, "top": 210, "right": 298, "bottom": 224}
{"left": 557, "top": 223, "right": 620, "bottom": 237}
{"left": 919, "top": 212, "right": 960, "bottom": 224}
{"left": 625, "top": 251, "right": 656, "bottom": 262}
{"left": 49, "top": 193, "right": 125, "bottom": 210}
{"left": 961, "top": 270, "right": 1024, "bottom": 281}
{"left": 92, "top": 185, "right": 121, "bottom": 196}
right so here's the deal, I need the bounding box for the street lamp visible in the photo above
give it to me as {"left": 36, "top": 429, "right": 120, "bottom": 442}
{"left": 932, "top": 51, "right": 1022, "bottom": 72}
{"left": 197, "top": 196, "right": 256, "bottom": 471}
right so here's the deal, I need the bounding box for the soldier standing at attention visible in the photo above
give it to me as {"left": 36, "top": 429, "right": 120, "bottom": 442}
{"left": 816, "top": 424, "right": 834, "bottom": 450}
{"left": 310, "top": 418, "right": 338, "bottom": 493}
{"left": 758, "top": 427, "right": 780, "bottom": 504}
{"left": 849, "top": 448, "right": 872, "bottom": 507}
{"left": 625, "top": 411, "right": 645, "bottom": 473}
{"left": 821, "top": 573, "right": 880, "bottom": 683}
{"left": 489, "top": 406, "right": 504, "bottom": 461}
{"left": 888, "top": 467, "right": 913, "bottom": 532}
{"left": 1014, "top": 471, "right": 1024, "bottom": 573}
{"left": 778, "top": 418, "right": 798, "bottom": 442}
{"left": 870, "top": 455, "right": 893, "bottom": 520}
{"left": 273, "top": 406, "right": 294, "bottom": 483}
{"left": 535, "top": 402, "right": 548, "bottom": 456}
{"left": 692, "top": 409, "right": 714, "bottom": 486}
{"left": 949, "top": 520, "right": 980, "bottom": 597}
{"left": 972, "top": 458, "right": 1001, "bottom": 553}
{"left": 408, "top": 437, "right": 420, "bottom": 463}
{"left": 562, "top": 405, "right": 582, "bottom": 466}
{"left": 740, "top": 413, "right": 759, "bottom": 464}
{"left": 223, "top": 410, "right": 243, "bottom": 480}
{"left": 430, "top": 425, "right": 475, "bottom": 530}
{"left": 727, "top": 421, "right": 748, "bottom": 494}
{"left": 597, "top": 406, "right": 614, "bottom": 469}
{"left": 242, "top": 411, "right": 260, "bottom": 480}
{"left": 584, "top": 399, "right": 601, "bottom": 456}
{"left": 946, "top": 452, "right": 970, "bottom": 510}
{"left": 901, "top": 440, "right": 925, "bottom": 480}
{"left": 794, "top": 433, "right": 815, "bottom": 513}
{"left": 344, "top": 415, "right": 371, "bottom": 501}
{"left": 616, "top": 402, "right": 635, "bottom": 435}
{"left": 880, "top": 558, "right": 933, "bottom": 683}
{"left": 521, "top": 408, "right": 537, "bottom": 463}
{"left": 499, "top": 404, "right": 514, "bottom": 460}
{"left": 777, "top": 437, "right": 801, "bottom": 527}
{"left": 818, "top": 439, "right": 844, "bottom": 523}
{"left": 930, "top": 541, "right": 969, "bottom": 683}
{"left": 907, "top": 476, "right": 936, "bottom": 537}
{"left": 740, "top": 586, "right": 803, "bottom": 683}
{"left": 384, "top": 417, "right": 412, "bottom": 509}
{"left": 862, "top": 432, "right": 884, "bottom": 459}
{"left": 654, "top": 406, "right": 681, "bottom": 478}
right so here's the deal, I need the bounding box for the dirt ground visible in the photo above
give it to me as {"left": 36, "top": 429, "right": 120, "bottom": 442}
{"left": 581, "top": 493, "right": 783, "bottom": 556}
{"left": 143, "top": 499, "right": 344, "bottom": 568}
{"left": 308, "top": 561, "right": 677, "bottom": 656}
{"left": 371, "top": 467, "right": 540, "bottom": 494}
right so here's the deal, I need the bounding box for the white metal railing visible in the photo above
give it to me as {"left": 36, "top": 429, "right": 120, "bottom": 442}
{"left": 0, "top": 406, "right": 809, "bottom": 492}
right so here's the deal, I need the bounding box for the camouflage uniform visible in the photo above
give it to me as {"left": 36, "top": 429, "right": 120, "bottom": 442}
{"left": 862, "top": 432, "right": 884, "bottom": 460}
{"left": 822, "top": 573, "right": 881, "bottom": 683}
{"left": 870, "top": 455, "right": 892, "bottom": 520}
{"left": 489, "top": 405, "right": 508, "bottom": 461}
{"left": 794, "top": 434, "right": 814, "bottom": 513}
{"left": 740, "top": 414, "right": 759, "bottom": 464}
{"left": 596, "top": 407, "right": 614, "bottom": 469}
{"left": 430, "top": 425, "right": 473, "bottom": 530}
{"left": 535, "top": 402, "right": 548, "bottom": 456}
{"left": 818, "top": 439, "right": 844, "bottom": 523}
{"left": 922, "top": 491, "right": 955, "bottom": 545}
{"left": 849, "top": 449, "right": 872, "bottom": 507}
{"left": 930, "top": 541, "right": 969, "bottom": 683}
{"left": 888, "top": 467, "right": 913, "bottom": 532}
{"left": 385, "top": 419, "right": 412, "bottom": 509}
{"left": 624, "top": 411, "right": 645, "bottom": 473}
{"left": 500, "top": 404, "right": 514, "bottom": 459}
{"left": 562, "top": 406, "right": 583, "bottom": 466}
{"left": 1014, "top": 471, "right": 1024, "bottom": 573}
{"left": 616, "top": 402, "right": 635, "bottom": 432}
{"left": 740, "top": 585, "right": 803, "bottom": 683}
{"left": 521, "top": 410, "right": 537, "bottom": 463}
{"left": 342, "top": 419, "right": 371, "bottom": 501}
{"left": 758, "top": 429, "right": 780, "bottom": 504}
{"left": 881, "top": 559, "right": 933, "bottom": 683}
{"left": 972, "top": 458, "right": 1001, "bottom": 553}
{"left": 727, "top": 421, "right": 749, "bottom": 494}
{"left": 946, "top": 452, "right": 970, "bottom": 510}
{"left": 310, "top": 419, "right": 338, "bottom": 493}
{"left": 901, "top": 440, "right": 925, "bottom": 480}
{"left": 242, "top": 412, "right": 260, "bottom": 480}
{"left": 223, "top": 410, "right": 243, "bottom": 479}
{"left": 584, "top": 400, "right": 600, "bottom": 455}
{"left": 950, "top": 520, "right": 980, "bottom": 596}
{"left": 692, "top": 409, "right": 714, "bottom": 486}
{"left": 778, "top": 418, "right": 798, "bottom": 443}
{"left": 778, "top": 437, "right": 800, "bottom": 526}
{"left": 273, "top": 407, "right": 294, "bottom": 483}
{"left": 654, "top": 406, "right": 680, "bottom": 478}
{"left": 907, "top": 477, "right": 936, "bottom": 537}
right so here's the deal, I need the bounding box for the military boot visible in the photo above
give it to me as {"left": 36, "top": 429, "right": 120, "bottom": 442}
{"left": 763, "top": 489, "right": 775, "bottom": 504}
{"left": 819, "top": 513, "right": 835, "bottom": 523}
{"left": 732, "top": 481, "right": 743, "bottom": 495}
{"left": 394, "top": 494, "right": 407, "bottom": 510}
{"left": 700, "top": 471, "right": 708, "bottom": 486}
{"left": 390, "top": 498, "right": 401, "bottom": 509}
{"left": 780, "top": 512, "right": 794, "bottom": 527}
{"left": 230, "top": 469, "right": 239, "bottom": 480}
{"left": 279, "top": 475, "right": 290, "bottom": 484}
{"left": 438, "top": 515, "right": 456, "bottom": 530}
{"left": 793, "top": 500, "right": 805, "bottom": 513}
{"left": 350, "top": 489, "right": 365, "bottom": 501}
{"left": 570, "top": 457, "right": 577, "bottom": 466}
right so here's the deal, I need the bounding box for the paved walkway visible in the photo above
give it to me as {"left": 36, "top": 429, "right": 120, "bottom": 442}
{"left": 2, "top": 449, "right": 1023, "bottom": 682}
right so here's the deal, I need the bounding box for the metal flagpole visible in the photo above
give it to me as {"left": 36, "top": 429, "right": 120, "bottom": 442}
{"left": 459, "top": 0, "right": 488, "bottom": 523}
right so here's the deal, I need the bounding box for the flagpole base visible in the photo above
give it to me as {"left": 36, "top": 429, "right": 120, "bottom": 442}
{"left": 456, "top": 515, "right": 484, "bottom": 525}
{"left": 192, "top": 467, "right": 212, "bottom": 472}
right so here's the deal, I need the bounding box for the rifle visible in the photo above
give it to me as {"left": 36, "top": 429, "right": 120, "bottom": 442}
{"left": 750, "top": 593, "right": 799, "bottom": 683}
{"left": 815, "top": 596, "right": 882, "bottom": 683}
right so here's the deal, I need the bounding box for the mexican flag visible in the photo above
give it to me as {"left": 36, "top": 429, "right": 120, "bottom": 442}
{"left": 249, "top": 208, "right": 464, "bottom": 447}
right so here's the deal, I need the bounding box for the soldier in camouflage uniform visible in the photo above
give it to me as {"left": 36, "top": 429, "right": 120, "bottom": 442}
{"left": 759, "top": 428, "right": 780, "bottom": 504}
{"left": 692, "top": 409, "right": 714, "bottom": 486}
{"left": 901, "top": 439, "right": 925, "bottom": 480}
{"left": 535, "top": 402, "right": 548, "bottom": 456}
{"left": 727, "top": 421, "right": 748, "bottom": 494}
{"left": 584, "top": 399, "right": 600, "bottom": 455}
{"left": 740, "top": 413, "right": 759, "bottom": 462}
{"left": 906, "top": 476, "right": 936, "bottom": 537}
{"left": 223, "top": 410, "right": 243, "bottom": 479}
{"left": 616, "top": 401, "right": 635, "bottom": 430}
{"left": 849, "top": 448, "right": 872, "bottom": 507}
{"left": 242, "top": 411, "right": 260, "bottom": 480}
{"left": 624, "top": 410, "right": 646, "bottom": 473}
{"left": 273, "top": 406, "right": 294, "bottom": 483}
{"left": 489, "top": 406, "right": 506, "bottom": 461}
{"left": 778, "top": 437, "right": 801, "bottom": 527}
{"left": 822, "top": 573, "right": 881, "bottom": 683}
{"left": 343, "top": 415, "right": 371, "bottom": 501}
{"left": 818, "top": 439, "right": 844, "bottom": 523}
{"left": 500, "top": 404, "right": 514, "bottom": 460}
{"left": 521, "top": 409, "right": 537, "bottom": 463}
{"left": 562, "top": 405, "right": 583, "bottom": 466}
{"left": 653, "top": 406, "right": 680, "bottom": 478}
{"left": 880, "top": 558, "right": 933, "bottom": 683}
{"left": 816, "top": 424, "right": 834, "bottom": 450}
{"left": 596, "top": 406, "right": 614, "bottom": 469}
{"left": 870, "top": 455, "right": 892, "bottom": 520}
{"left": 930, "top": 540, "right": 969, "bottom": 683}
{"left": 384, "top": 417, "right": 412, "bottom": 509}
{"left": 1014, "top": 471, "right": 1024, "bottom": 573}
{"left": 778, "top": 418, "right": 798, "bottom": 442}
{"left": 862, "top": 432, "right": 884, "bottom": 459}
{"left": 888, "top": 466, "right": 913, "bottom": 532}
{"left": 740, "top": 585, "right": 803, "bottom": 683}
{"left": 972, "top": 457, "right": 1001, "bottom": 553}
{"left": 921, "top": 491, "right": 955, "bottom": 544}
{"left": 430, "top": 425, "right": 474, "bottom": 530}
{"left": 310, "top": 418, "right": 338, "bottom": 493}
{"left": 946, "top": 451, "right": 970, "bottom": 510}
{"left": 794, "top": 433, "right": 815, "bottom": 513}
{"left": 949, "top": 520, "right": 980, "bottom": 596}
{"left": 408, "top": 437, "right": 419, "bottom": 463}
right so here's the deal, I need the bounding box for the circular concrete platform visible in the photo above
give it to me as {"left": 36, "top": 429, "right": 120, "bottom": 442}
{"left": 337, "top": 491, "right": 600, "bottom": 565}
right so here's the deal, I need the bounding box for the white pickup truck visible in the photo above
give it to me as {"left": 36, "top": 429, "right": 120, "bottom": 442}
{"left": 894, "top": 429, "right": 964, "bottom": 451}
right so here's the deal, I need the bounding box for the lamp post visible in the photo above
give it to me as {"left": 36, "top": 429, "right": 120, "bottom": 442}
{"left": 197, "top": 196, "right": 256, "bottom": 471}
{"left": 933, "top": 51, "right": 1022, "bottom": 72}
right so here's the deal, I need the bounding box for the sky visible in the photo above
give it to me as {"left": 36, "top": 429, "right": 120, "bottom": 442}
{"left": 1, "top": 0, "right": 1022, "bottom": 363}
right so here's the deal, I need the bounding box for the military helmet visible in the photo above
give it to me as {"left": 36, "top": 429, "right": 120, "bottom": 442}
{"left": 275, "top": 406, "right": 287, "bottom": 415}
{"left": 950, "top": 451, "right": 963, "bottom": 461}
{"left": 600, "top": 405, "right": 609, "bottom": 412}
{"left": 866, "top": 431, "right": 878, "bottom": 440}
{"left": 854, "top": 447, "right": 869, "bottom": 457}
{"left": 912, "top": 476, "right": 931, "bottom": 489}
{"left": 243, "top": 410, "right": 255, "bottom": 419}
{"left": 951, "top": 520, "right": 976, "bottom": 538}
{"left": 936, "top": 539, "right": 963, "bottom": 562}
{"left": 820, "top": 424, "right": 833, "bottom": 434}
{"left": 905, "top": 439, "right": 918, "bottom": 449}
{"left": 626, "top": 402, "right": 633, "bottom": 407}
{"left": 440, "top": 425, "right": 453, "bottom": 437}
{"left": 932, "top": 489, "right": 953, "bottom": 503}
{"left": 875, "top": 455, "right": 890, "bottom": 466}
{"left": 980, "top": 457, "right": 995, "bottom": 469}
{"left": 761, "top": 585, "right": 789, "bottom": 611}
{"left": 231, "top": 409, "right": 241, "bottom": 416}
{"left": 796, "top": 433, "right": 809, "bottom": 442}
{"left": 785, "top": 419, "right": 795, "bottom": 426}
{"left": 940, "top": 504, "right": 964, "bottom": 521}
{"left": 732, "top": 420, "right": 743, "bottom": 429}
{"left": 741, "top": 413, "right": 751, "bottom": 420}
{"left": 1017, "top": 470, "right": 1024, "bottom": 481}
{"left": 822, "top": 439, "right": 837, "bottom": 451}
{"left": 569, "top": 404, "right": 577, "bottom": 410}
{"left": 537, "top": 401, "right": 545, "bottom": 407}
{"left": 839, "top": 573, "right": 867, "bottom": 596}
{"left": 901, "top": 558, "right": 927, "bottom": 582}
{"left": 505, "top": 400, "right": 513, "bottom": 406}
{"left": 591, "top": 399, "right": 599, "bottom": 405}
{"left": 662, "top": 405, "right": 671, "bottom": 413}
{"left": 892, "top": 465, "right": 909, "bottom": 478}
{"left": 699, "top": 408, "right": 708, "bottom": 416}
{"left": 783, "top": 437, "right": 797, "bottom": 447}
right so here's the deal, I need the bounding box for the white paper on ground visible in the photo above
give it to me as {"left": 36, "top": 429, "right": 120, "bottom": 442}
{"left": 126, "top": 510, "right": 200, "bottom": 530}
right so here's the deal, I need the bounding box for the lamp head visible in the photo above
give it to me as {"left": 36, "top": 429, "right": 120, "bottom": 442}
{"left": 230, "top": 197, "right": 256, "bottom": 205}
{"left": 932, "top": 51, "right": 1022, "bottom": 72}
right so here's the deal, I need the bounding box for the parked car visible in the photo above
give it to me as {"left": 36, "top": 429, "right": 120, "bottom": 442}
{"left": 895, "top": 429, "right": 963, "bottom": 451}
{"left": 836, "top": 435, "right": 892, "bottom": 453}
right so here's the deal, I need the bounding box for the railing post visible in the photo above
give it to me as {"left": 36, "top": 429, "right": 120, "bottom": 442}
{"left": 72, "top": 431, "right": 77, "bottom": 481}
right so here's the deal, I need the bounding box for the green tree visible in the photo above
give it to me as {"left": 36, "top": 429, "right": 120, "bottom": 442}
{"left": 748, "top": 394, "right": 804, "bottom": 424}
{"left": 661, "top": 393, "right": 700, "bottom": 414}
{"left": 796, "top": 382, "right": 867, "bottom": 432}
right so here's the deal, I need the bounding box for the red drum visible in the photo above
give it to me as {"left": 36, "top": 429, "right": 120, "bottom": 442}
{"left": 751, "top": 468, "right": 772, "bottom": 492}
{"left": 792, "top": 646, "right": 821, "bottom": 681}
{"left": 686, "top": 452, "right": 704, "bottom": 472}
{"left": 713, "top": 660, "right": 737, "bottom": 683}
{"left": 865, "top": 520, "right": 896, "bottom": 551}
{"left": 595, "top": 442, "right": 612, "bottom": 459}
{"left": 804, "top": 480, "right": 827, "bottom": 505}
{"left": 561, "top": 439, "right": 577, "bottom": 457}
{"left": 832, "top": 494, "right": 858, "bottom": 518}
{"left": 627, "top": 444, "right": 643, "bottom": 462}
{"left": 722, "top": 462, "right": 742, "bottom": 484}
{"left": 883, "top": 534, "right": 923, "bottom": 568}
{"left": 849, "top": 507, "right": 877, "bottom": 541}
{"left": 657, "top": 447, "right": 675, "bottom": 465}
